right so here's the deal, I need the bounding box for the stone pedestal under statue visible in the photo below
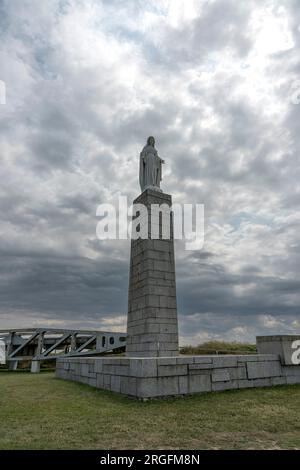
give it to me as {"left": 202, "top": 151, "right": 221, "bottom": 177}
{"left": 126, "top": 189, "right": 178, "bottom": 357}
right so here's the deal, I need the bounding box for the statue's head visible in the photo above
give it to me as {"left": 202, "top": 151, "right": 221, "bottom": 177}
{"left": 147, "top": 136, "right": 155, "bottom": 147}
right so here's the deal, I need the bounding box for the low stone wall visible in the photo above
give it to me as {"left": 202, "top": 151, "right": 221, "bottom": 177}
{"left": 56, "top": 354, "right": 300, "bottom": 399}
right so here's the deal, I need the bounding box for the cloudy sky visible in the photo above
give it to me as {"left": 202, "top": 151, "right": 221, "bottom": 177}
{"left": 0, "top": 0, "right": 300, "bottom": 345}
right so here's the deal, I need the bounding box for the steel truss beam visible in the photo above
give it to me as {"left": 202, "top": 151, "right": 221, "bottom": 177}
{"left": 0, "top": 328, "right": 126, "bottom": 370}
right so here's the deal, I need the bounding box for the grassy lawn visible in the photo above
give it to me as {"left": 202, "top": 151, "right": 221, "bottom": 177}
{"left": 0, "top": 371, "right": 300, "bottom": 450}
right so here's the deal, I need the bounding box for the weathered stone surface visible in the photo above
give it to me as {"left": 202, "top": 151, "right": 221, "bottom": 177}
{"left": 247, "top": 361, "right": 282, "bottom": 379}
{"left": 189, "top": 372, "right": 211, "bottom": 393}
{"left": 213, "top": 356, "right": 238, "bottom": 368}
{"left": 257, "top": 335, "right": 300, "bottom": 366}
{"left": 120, "top": 376, "right": 137, "bottom": 396}
{"left": 229, "top": 366, "right": 247, "bottom": 380}
{"left": 238, "top": 379, "right": 255, "bottom": 389}
{"left": 56, "top": 350, "right": 300, "bottom": 398}
{"left": 194, "top": 356, "right": 213, "bottom": 364}
{"left": 189, "top": 363, "right": 212, "bottom": 371}
{"left": 237, "top": 355, "right": 259, "bottom": 363}
{"left": 130, "top": 358, "right": 158, "bottom": 377}
{"left": 271, "top": 377, "right": 287, "bottom": 386}
{"left": 158, "top": 364, "right": 187, "bottom": 376}
{"left": 179, "top": 376, "right": 188, "bottom": 394}
{"left": 212, "top": 380, "right": 239, "bottom": 392}
{"left": 251, "top": 378, "right": 272, "bottom": 388}
{"left": 136, "top": 378, "right": 158, "bottom": 398}
{"left": 127, "top": 190, "right": 178, "bottom": 357}
{"left": 283, "top": 365, "right": 300, "bottom": 377}
{"left": 212, "top": 369, "right": 231, "bottom": 383}
{"left": 176, "top": 356, "right": 193, "bottom": 365}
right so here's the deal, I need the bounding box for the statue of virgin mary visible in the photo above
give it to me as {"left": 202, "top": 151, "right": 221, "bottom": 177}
{"left": 139, "top": 136, "right": 165, "bottom": 192}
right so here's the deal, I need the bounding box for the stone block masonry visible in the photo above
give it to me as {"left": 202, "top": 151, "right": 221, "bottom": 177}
{"left": 55, "top": 139, "right": 300, "bottom": 398}
{"left": 257, "top": 335, "right": 300, "bottom": 365}
{"left": 56, "top": 352, "right": 300, "bottom": 399}
{"left": 126, "top": 189, "right": 179, "bottom": 357}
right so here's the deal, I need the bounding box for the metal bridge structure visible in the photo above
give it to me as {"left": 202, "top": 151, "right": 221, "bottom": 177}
{"left": 0, "top": 328, "right": 126, "bottom": 373}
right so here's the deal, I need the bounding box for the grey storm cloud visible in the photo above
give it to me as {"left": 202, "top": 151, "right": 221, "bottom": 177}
{"left": 0, "top": 0, "right": 300, "bottom": 343}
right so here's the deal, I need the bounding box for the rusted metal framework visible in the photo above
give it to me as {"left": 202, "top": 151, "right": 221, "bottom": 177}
{"left": 0, "top": 328, "right": 126, "bottom": 373}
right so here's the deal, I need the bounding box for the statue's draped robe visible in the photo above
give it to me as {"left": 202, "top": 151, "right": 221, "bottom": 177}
{"left": 139, "top": 145, "right": 162, "bottom": 192}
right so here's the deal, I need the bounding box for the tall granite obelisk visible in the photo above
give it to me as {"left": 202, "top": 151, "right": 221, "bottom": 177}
{"left": 126, "top": 137, "right": 179, "bottom": 357}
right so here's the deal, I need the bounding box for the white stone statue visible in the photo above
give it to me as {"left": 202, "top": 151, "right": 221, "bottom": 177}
{"left": 139, "top": 136, "right": 165, "bottom": 192}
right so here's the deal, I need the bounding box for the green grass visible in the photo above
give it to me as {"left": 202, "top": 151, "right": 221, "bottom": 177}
{"left": 181, "top": 341, "right": 257, "bottom": 355}
{"left": 0, "top": 372, "right": 300, "bottom": 449}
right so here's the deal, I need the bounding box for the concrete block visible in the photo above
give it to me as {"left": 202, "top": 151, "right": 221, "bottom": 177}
{"left": 251, "top": 378, "right": 272, "bottom": 387}
{"left": 146, "top": 295, "right": 160, "bottom": 308}
{"left": 257, "top": 354, "right": 279, "bottom": 362}
{"left": 247, "top": 361, "right": 282, "bottom": 379}
{"left": 179, "top": 376, "right": 188, "bottom": 394}
{"left": 111, "top": 375, "right": 121, "bottom": 393}
{"left": 103, "top": 358, "right": 122, "bottom": 365}
{"left": 212, "top": 380, "right": 238, "bottom": 392}
{"left": 157, "top": 376, "right": 179, "bottom": 397}
{"left": 189, "top": 363, "right": 212, "bottom": 371}
{"left": 94, "top": 360, "right": 103, "bottom": 373}
{"left": 167, "top": 298, "right": 177, "bottom": 309}
{"left": 271, "top": 377, "right": 287, "bottom": 386}
{"left": 120, "top": 377, "right": 137, "bottom": 396}
{"left": 159, "top": 296, "right": 169, "bottom": 308}
{"left": 286, "top": 376, "right": 300, "bottom": 384}
{"left": 194, "top": 356, "right": 213, "bottom": 364}
{"left": 237, "top": 355, "right": 259, "bottom": 363}
{"left": 157, "top": 357, "right": 177, "bottom": 365}
{"left": 229, "top": 366, "right": 247, "bottom": 380}
{"left": 237, "top": 379, "right": 255, "bottom": 389}
{"left": 146, "top": 323, "right": 160, "bottom": 333}
{"left": 159, "top": 324, "right": 178, "bottom": 334}
{"left": 130, "top": 358, "right": 157, "bottom": 377}
{"left": 257, "top": 335, "right": 300, "bottom": 365}
{"left": 188, "top": 373, "right": 211, "bottom": 394}
{"left": 212, "top": 356, "right": 238, "bottom": 368}
{"left": 176, "top": 356, "right": 194, "bottom": 365}
{"left": 96, "top": 374, "right": 104, "bottom": 388}
{"left": 282, "top": 365, "right": 300, "bottom": 377}
{"left": 115, "top": 365, "right": 130, "bottom": 376}
{"left": 88, "top": 378, "right": 96, "bottom": 388}
{"left": 158, "top": 364, "right": 187, "bottom": 376}
{"left": 137, "top": 378, "right": 158, "bottom": 398}
{"left": 212, "top": 370, "right": 231, "bottom": 383}
{"left": 103, "top": 374, "right": 111, "bottom": 390}
{"left": 81, "top": 363, "right": 89, "bottom": 375}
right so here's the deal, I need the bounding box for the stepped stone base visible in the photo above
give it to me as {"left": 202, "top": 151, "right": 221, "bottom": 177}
{"left": 56, "top": 353, "right": 300, "bottom": 399}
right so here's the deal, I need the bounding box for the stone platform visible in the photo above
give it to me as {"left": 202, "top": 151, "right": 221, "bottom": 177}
{"left": 56, "top": 352, "right": 300, "bottom": 399}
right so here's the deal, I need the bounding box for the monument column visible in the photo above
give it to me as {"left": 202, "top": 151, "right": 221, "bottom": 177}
{"left": 126, "top": 138, "right": 179, "bottom": 357}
